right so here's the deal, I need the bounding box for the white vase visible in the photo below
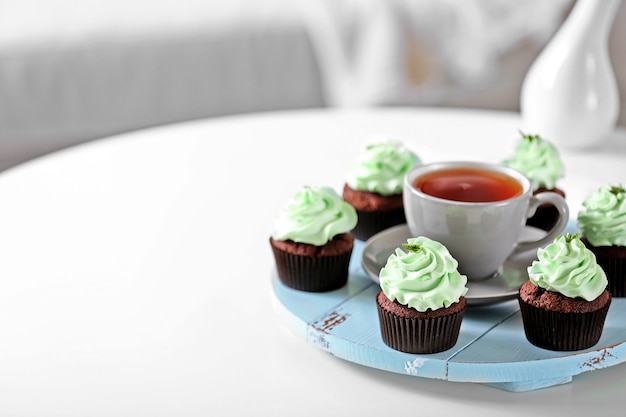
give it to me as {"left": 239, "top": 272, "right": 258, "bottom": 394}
{"left": 520, "top": 0, "right": 622, "bottom": 149}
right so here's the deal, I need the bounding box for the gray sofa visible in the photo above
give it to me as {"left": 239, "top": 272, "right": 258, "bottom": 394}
{"left": 0, "top": 0, "right": 325, "bottom": 171}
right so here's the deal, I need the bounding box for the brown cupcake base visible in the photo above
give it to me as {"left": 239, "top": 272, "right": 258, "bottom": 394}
{"left": 376, "top": 290, "right": 466, "bottom": 354}
{"left": 351, "top": 207, "right": 406, "bottom": 241}
{"left": 342, "top": 184, "right": 406, "bottom": 241}
{"left": 526, "top": 187, "right": 565, "bottom": 231}
{"left": 581, "top": 238, "right": 626, "bottom": 297}
{"left": 518, "top": 281, "right": 611, "bottom": 351}
{"left": 269, "top": 234, "right": 354, "bottom": 292}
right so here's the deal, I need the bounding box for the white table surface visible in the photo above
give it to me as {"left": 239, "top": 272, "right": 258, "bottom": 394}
{"left": 1, "top": 107, "right": 625, "bottom": 416}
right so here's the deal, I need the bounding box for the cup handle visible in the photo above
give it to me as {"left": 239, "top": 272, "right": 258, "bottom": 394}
{"left": 510, "top": 192, "right": 570, "bottom": 256}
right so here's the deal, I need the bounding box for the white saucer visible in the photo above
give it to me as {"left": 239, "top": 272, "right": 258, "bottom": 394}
{"left": 361, "top": 224, "right": 547, "bottom": 306}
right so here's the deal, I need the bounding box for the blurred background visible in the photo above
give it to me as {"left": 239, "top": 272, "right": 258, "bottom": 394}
{"left": 1, "top": 0, "right": 625, "bottom": 172}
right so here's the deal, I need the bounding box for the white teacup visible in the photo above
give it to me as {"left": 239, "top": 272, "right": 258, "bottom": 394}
{"left": 403, "top": 161, "right": 569, "bottom": 280}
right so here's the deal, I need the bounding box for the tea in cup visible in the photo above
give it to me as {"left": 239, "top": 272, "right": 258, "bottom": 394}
{"left": 403, "top": 161, "right": 569, "bottom": 280}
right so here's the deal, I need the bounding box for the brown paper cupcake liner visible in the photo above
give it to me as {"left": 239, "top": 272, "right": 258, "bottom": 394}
{"left": 352, "top": 207, "right": 406, "bottom": 241}
{"left": 581, "top": 239, "right": 626, "bottom": 298}
{"left": 594, "top": 256, "right": 625, "bottom": 297}
{"left": 271, "top": 245, "right": 352, "bottom": 292}
{"left": 527, "top": 188, "right": 565, "bottom": 232}
{"left": 376, "top": 294, "right": 465, "bottom": 354}
{"left": 526, "top": 205, "right": 559, "bottom": 231}
{"left": 518, "top": 296, "right": 611, "bottom": 351}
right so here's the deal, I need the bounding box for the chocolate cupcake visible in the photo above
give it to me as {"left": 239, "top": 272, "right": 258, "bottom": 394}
{"left": 502, "top": 132, "right": 565, "bottom": 231}
{"left": 577, "top": 184, "right": 626, "bottom": 297}
{"left": 343, "top": 140, "right": 420, "bottom": 241}
{"left": 270, "top": 186, "right": 357, "bottom": 292}
{"left": 376, "top": 236, "right": 468, "bottom": 354}
{"left": 519, "top": 234, "right": 611, "bottom": 351}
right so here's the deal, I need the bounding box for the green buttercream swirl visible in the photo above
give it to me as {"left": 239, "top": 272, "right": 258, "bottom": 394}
{"left": 379, "top": 236, "right": 468, "bottom": 312}
{"left": 346, "top": 141, "right": 420, "bottom": 196}
{"left": 577, "top": 184, "right": 626, "bottom": 247}
{"left": 503, "top": 134, "right": 564, "bottom": 189}
{"left": 272, "top": 186, "right": 357, "bottom": 246}
{"left": 527, "top": 234, "right": 607, "bottom": 301}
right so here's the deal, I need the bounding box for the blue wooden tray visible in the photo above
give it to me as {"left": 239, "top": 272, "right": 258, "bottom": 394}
{"left": 271, "top": 239, "right": 626, "bottom": 392}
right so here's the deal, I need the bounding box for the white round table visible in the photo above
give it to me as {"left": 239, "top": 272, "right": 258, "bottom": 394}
{"left": 1, "top": 107, "right": 625, "bottom": 416}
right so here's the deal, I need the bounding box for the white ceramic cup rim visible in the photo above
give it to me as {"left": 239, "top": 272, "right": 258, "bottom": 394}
{"left": 404, "top": 160, "right": 531, "bottom": 206}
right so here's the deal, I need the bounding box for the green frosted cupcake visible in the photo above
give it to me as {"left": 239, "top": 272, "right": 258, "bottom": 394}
{"left": 376, "top": 236, "right": 468, "bottom": 354}
{"left": 343, "top": 140, "right": 420, "bottom": 240}
{"left": 519, "top": 234, "right": 611, "bottom": 351}
{"left": 503, "top": 132, "right": 565, "bottom": 231}
{"left": 578, "top": 184, "right": 626, "bottom": 297}
{"left": 270, "top": 186, "right": 357, "bottom": 292}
